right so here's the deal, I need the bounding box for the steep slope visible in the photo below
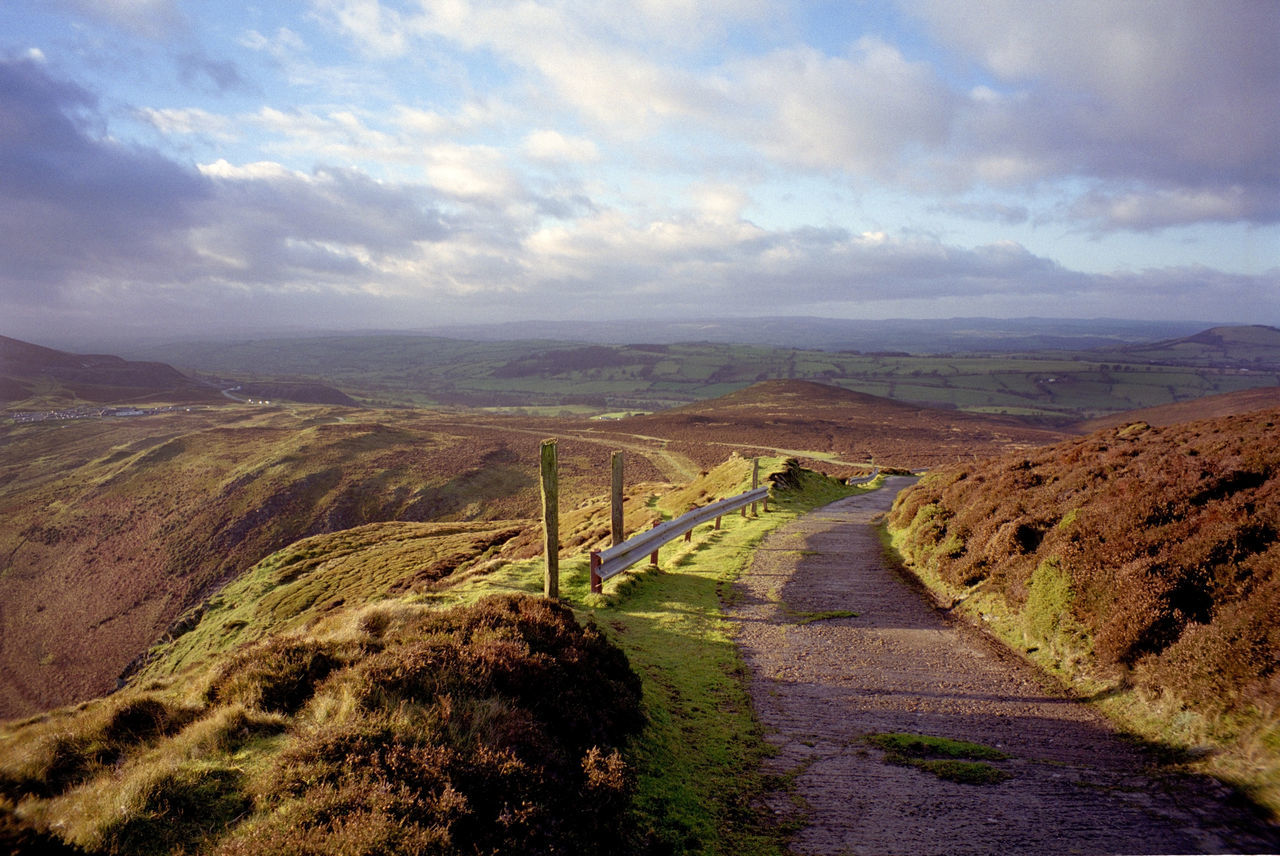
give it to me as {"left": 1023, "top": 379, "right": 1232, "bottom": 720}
{"left": 0, "top": 407, "right": 636, "bottom": 717}
{"left": 888, "top": 407, "right": 1280, "bottom": 809}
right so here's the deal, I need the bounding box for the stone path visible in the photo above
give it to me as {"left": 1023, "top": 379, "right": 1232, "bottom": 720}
{"left": 728, "top": 477, "right": 1279, "bottom": 855}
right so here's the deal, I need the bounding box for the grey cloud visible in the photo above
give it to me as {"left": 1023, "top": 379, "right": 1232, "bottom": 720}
{"left": 932, "top": 201, "right": 1031, "bottom": 225}
{"left": 0, "top": 58, "right": 456, "bottom": 326}
{"left": 0, "top": 58, "right": 211, "bottom": 303}
{"left": 912, "top": 0, "right": 1280, "bottom": 229}
{"left": 177, "top": 52, "right": 255, "bottom": 95}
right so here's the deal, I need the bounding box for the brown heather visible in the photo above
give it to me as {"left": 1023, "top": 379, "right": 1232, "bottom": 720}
{"left": 889, "top": 407, "right": 1280, "bottom": 809}
{"left": 0, "top": 594, "right": 643, "bottom": 855}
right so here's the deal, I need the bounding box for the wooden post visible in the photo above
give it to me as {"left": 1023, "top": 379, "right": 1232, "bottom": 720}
{"left": 751, "top": 458, "right": 760, "bottom": 516}
{"left": 611, "top": 451, "right": 624, "bottom": 547}
{"left": 590, "top": 551, "right": 603, "bottom": 594}
{"left": 540, "top": 439, "right": 559, "bottom": 600}
{"left": 650, "top": 520, "right": 661, "bottom": 566}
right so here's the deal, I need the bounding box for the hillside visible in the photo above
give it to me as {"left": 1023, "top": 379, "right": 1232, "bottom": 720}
{"left": 1076, "top": 385, "right": 1280, "bottom": 432}
{"left": 0, "top": 379, "right": 1063, "bottom": 718}
{"left": 887, "top": 407, "right": 1280, "bottom": 807}
{"left": 0, "top": 455, "right": 845, "bottom": 855}
{"left": 0, "top": 335, "right": 219, "bottom": 406}
{"left": 1110, "top": 324, "right": 1280, "bottom": 369}
{"left": 0, "top": 406, "right": 671, "bottom": 717}
{"left": 595, "top": 379, "right": 1068, "bottom": 471}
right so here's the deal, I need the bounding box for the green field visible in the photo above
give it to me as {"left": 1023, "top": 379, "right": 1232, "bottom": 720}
{"left": 133, "top": 335, "right": 1280, "bottom": 421}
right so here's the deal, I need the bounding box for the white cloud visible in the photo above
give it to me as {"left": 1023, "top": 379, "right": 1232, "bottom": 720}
{"left": 522, "top": 129, "right": 600, "bottom": 164}
{"left": 730, "top": 38, "right": 953, "bottom": 174}
{"left": 310, "top": 0, "right": 408, "bottom": 57}
{"left": 138, "top": 106, "right": 235, "bottom": 139}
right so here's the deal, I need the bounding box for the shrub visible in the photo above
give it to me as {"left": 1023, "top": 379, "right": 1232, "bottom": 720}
{"left": 204, "top": 637, "right": 345, "bottom": 714}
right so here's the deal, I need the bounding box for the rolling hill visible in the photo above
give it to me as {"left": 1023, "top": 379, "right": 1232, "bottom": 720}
{"left": 0, "top": 379, "right": 1070, "bottom": 718}
{"left": 590, "top": 379, "right": 1068, "bottom": 472}
{"left": 124, "top": 324, "right": 1280, "bottom": 418}
{"left": 0, "top": 335, "right": 218, "bottom": 405}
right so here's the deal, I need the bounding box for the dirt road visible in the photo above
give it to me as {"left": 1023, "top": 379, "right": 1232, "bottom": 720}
{"left": 729, "top": 478, "right": 1279, "bottom": 855}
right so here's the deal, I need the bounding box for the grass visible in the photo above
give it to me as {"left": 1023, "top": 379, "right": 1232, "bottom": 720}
{"left": 866, "top": 733, "right": 1012, "bottom": 785}
{"left": 1, "top": 454, "right": 869, "bottom": 854}
{"left": 442, "top": 455, "right": 871, "bottom": 854}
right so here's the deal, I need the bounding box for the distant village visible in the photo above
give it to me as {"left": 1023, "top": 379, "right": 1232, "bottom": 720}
{"left": 6, "top": 404, "right": 196, "bottom": 424}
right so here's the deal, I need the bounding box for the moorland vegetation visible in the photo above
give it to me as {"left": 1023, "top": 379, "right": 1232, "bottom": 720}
{"left": 0, "top": 457, "right": 860, "bottom": 855}
{"left": 889, "top": 408, "right": 1280, "bottom": 811}
{"left": 6, "top": 326, "right": 1280, "bottom": 849}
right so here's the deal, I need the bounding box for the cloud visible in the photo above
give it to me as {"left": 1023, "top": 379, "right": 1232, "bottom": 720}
{"left": 176, "top": 51, "right": 253, "bottom": 95}
{"left": 49, "top": 0, "right": 185, "bottom": 39}
{"left": 522, "top": 130, "right": 600, "bottom": 164}
{"left": 728, "top": 38, "right": 954, "bottom": 174}
{"left": 0, "top": 59, "right": 210, "bottom": 303}
{"left": 1071, "top": 186, "right": 1280, "bottom": 232}
{"left": 908, "top": 0, "right": 1280, "bottom": 227}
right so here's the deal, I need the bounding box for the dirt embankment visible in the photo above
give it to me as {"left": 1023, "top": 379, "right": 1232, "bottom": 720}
{"left": 729, "top": 478, "right": 1279, "bottom": 855}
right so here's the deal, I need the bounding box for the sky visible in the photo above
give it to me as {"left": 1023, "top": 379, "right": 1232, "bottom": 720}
{"left": 1, "top": 0, "right": 1278, "bottom": 346}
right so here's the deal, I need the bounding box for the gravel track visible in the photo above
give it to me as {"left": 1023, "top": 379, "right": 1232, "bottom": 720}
{"left": 729, "top": 478, "right": 1280, "bottom": 855}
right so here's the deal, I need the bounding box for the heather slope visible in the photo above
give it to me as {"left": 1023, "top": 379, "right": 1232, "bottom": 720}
{"left": 1, "top": 381, "right": 1058, "bottom": 717}
{"left": 0, "top": 406, "right": 660, "bottom": 717}
{"left": 888, "top": 407, "right": 1280, "bottom": 812}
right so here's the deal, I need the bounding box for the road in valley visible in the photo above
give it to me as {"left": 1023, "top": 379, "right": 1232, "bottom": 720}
{"left": 729, "top": 477, "right": 1279, "bottom": 855}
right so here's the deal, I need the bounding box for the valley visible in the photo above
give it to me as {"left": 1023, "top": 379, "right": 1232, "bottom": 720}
{"left": 2, "top": 323, "right": 1280, "bottom": 852}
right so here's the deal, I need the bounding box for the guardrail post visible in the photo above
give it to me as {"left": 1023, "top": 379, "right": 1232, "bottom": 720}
{"left": 590, "top": 550, "right": 603, "bottom": 594}
{"left": 541, "top": 439, "right": 559, "bottom": 600}
{"left": 650, "top": 520, "right": 660, "bottom": 566}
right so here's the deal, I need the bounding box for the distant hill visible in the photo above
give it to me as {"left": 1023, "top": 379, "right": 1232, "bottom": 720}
{"left": 0, "top": 335, "right": 358, "bottom": 407}
{"left": 123, "top": 324, "right": 1280, "bottom": 419}
{"left": 1076, "top": 385, "right": 1280, "bottom": 432}
{"left": 595, "top": 379, "right": 1069, "bottom": 471}
{"left": 1105, "top": 324, "right": 1280, "bottom": 369}
{"left": 424, "top": 316, "right": 1210, "bottom": 353}
{"left": 0, "top": 334, "right": 218, "bottom": 404}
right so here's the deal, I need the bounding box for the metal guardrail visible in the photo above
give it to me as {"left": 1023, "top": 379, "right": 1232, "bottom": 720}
{"left": 589, "top": 485, "right": 770, "bottom": 592}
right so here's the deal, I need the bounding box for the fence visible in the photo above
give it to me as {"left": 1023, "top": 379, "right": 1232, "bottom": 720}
{"left": 588, "top": 483, "right": 770, "bottom": 593}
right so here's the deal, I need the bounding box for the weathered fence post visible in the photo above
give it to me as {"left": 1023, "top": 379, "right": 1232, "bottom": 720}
{"left": 650, "top": 520, "right": 661, "bottom": 566}
{"left": 751, "top": 458, "right": 760, "bottom": 516}
{"left": 590, "top": 551, "right": 603, "bottom": 595}
{"left": 611, "top": 451, "right": 624, "bottom": 547}
{"left": 541, "top": 439, "right": 559, "bottom": 600}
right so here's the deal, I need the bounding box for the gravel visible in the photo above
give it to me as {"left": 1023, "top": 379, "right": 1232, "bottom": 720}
{"left": 728, "top": 477, "right": 1280, "bottom": 855}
